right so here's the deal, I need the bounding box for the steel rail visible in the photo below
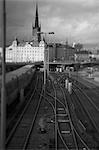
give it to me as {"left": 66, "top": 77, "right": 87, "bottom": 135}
{"left": 71, "top": 73, "right": 97, "bottom": 89}
{"left": 73, "top": 81, "right": 99, "bottom": 112}
{"left": 49, "top": 72, "right": 90, "bottom": 149}
{"left": 44, "top": 77, "right": 70, "bottom": 149}
{"left": 57, "top": 72, "right": 99, "bottom": 113}
{"left": 71, "top": 88, "right": 99, "bottom": 147}
{"left": 21, "top": 76, "right": 59, "bottom": 149}
{"left": 49, "top": 77, "right": 78, "bottom": 149}
{"left": 54, "top": 72, "right": 99, "bottom": 113}
{"left": 72, "top": 86, "right": 99, "bottom": 134}
{"left": 66, "top": 73, "right": 99, "bottom": 113}
{"left": 40, "top": 85, "right": 70, "bottom": 149}
{"left": 53, "top": 82, "right": 58, "bottom": 150}
{"left": 46, "top": 93, "right": 69, "bottom": 150}
{"left": 55, "top": 79, "right": 78, "bottom": 150}
{"left": 47, "top": 90, "right": 90, "bottom": 150}
{"left": 7, "top": 73, "right": 37, "bottom": 129}
{"left": 51, "top": 81, "right": 70, "bottom": 150}
{"left": 6, "top": 76, "right": 39, "bottom": 146}
{"left": 22, "top": 85, "right": 44, "bottom": 149}
{"left": 56, "top": 72, "right": 98, "bottom": 149}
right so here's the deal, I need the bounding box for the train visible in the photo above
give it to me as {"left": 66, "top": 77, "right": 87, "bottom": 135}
{"left": 0, "top": 64, "right": 36, "bottom": 108}
{"left": 56, "top": 66, "right": 74, "bottom": 73}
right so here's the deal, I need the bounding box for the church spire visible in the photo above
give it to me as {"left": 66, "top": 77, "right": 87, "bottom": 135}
{"left": 32, "top": 2, "right": 41, "bottom": 45}
{"left": 35, "top": 2, "right": 39, "bottom": 28}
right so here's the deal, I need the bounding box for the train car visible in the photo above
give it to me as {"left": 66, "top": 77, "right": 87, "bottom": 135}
{"left": 56, "top": 67, "right": 63, "bottom": 72}
{"left": 0, "top": 64, "right": 36, "bottom": 107}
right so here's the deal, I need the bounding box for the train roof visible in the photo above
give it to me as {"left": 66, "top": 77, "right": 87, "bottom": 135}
{"left": 0, "top": 65, "right": 34, "bottom": 84}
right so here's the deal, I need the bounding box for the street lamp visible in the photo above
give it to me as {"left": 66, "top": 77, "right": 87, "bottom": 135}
{"left": 37, "top": 31, "right": 54, "bottom": 85}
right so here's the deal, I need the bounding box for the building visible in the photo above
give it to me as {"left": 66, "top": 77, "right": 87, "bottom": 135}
{"left": 48, "top": 42, "right": 76, "bottom": 62}
{"left": 6, "top": 39, "right": 44, "bottom": 62}
{"left": 0, "top": 39, "right": 44, "bottom": 63}
{"left": 0, "top": 3, "right": 44, "bottom": 63}
{"left": 74, "top": 50, "right": 91, "bottom": 62}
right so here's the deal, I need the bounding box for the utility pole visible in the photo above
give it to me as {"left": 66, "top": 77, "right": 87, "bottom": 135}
{"left": 47, "top": 46, "right": 49, "bottom": 75}
{"left": 1, "top": 0, "right": 6, "bottom": 149}
{"left": 37, "top": 32, "right": 54, "bottom": 85}
{"left": 44, "top": 42, "right": 47, "bottom": 85}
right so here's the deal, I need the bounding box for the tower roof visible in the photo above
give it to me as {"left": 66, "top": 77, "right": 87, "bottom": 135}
{"left": 35, "top": 3, "right": 39, "bottom": 28}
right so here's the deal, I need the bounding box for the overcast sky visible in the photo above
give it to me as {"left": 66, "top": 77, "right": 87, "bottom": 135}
{"left": 0, "top": 0, "right": 99, "bottom": 46}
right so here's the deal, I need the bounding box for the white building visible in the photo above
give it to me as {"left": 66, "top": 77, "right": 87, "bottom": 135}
{"left": 0, "top": 39, "right": 44, "bottom": 63}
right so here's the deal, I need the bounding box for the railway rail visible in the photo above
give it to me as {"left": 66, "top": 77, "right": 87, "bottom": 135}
{"left": 51, "top": 71, "right": 99, "bottom": 148}
{"left": 70, "top": 75, "right": 99, "bottom": 113}
{"left": 7, "top": 72, "right": 37, "bottom": 137}
{"left": 6, "top": 70, "right": 99, "bottom": 149}
{"left": 6, "top": 72, "right": 44, "bottom": 149}
{"left": 68, "top": 74, "right": 99, "bottom": 134}
{"left": 51, "top": 78, "right": 78, "bottom": 149}
{"left": 48, "top": 73, "right": 90, "bottom": 149}
{"left": 72, "top": 82, "right": 99, "bottom": 145}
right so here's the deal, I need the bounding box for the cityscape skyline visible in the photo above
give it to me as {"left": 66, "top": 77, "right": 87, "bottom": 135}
{"left": 0, "top": 0, "right": 99, "bottom": 48}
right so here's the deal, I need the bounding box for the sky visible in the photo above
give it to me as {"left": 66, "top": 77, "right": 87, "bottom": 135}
{"left": 0, "top": 0, "right": 99, "bottom": 47}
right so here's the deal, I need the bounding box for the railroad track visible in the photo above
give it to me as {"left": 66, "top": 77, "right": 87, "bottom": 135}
{"left": 71, "top": 73, "right": 97, "bottom": 89}
{"left": 71, "top": 82, "right": 99, "bottom": 146}
{"left": 51, "top": 72, "right": 99, "bottom": 148}
{"left": 6, "top": 72, "right": 44, "bottom": 149}
{"left": 47, "top": 73, "right": 90, "bottom": 149}
{"left": 51, "top": 79, "right": 78, "bottom": 149}
{"left": 68, "top": 75, "right": 99, "bottom": 133}
{"left": 7, "top": 73, "right": 37, "bottom": 137}
{"left": 70, "top": 75, "right": 99, "bottom": 112}
{"left": 67, "top": 72, "right": 99, "bottom": 104}
{"left": 6, "top": 70, "right": 98, "bottom": 149}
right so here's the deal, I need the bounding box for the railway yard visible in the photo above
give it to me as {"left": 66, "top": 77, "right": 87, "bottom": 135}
{"left": 4, "top": 66, "right": 99, "bottom": 149}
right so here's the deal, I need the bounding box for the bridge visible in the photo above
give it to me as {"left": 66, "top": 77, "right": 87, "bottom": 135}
{"left": 33, "top": 60, "right": 99, "bottom": 69}
{"left": 48, "top": 60, "right": 99, "bottom": 71}
{"left": 0, "top": 60, "right": 99, "bottom": 73}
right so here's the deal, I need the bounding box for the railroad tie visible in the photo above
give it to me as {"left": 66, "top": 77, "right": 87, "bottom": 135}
{"left": 57, "top": 114, "right": 67, "bottom": 117}
{"left": 58, "top": 119, "right": 69, "bottom": 123}
{"left": 61, "top": 130, "right": 71, "bottom": 134}
{"left": 57, "top": 108, "right": 64, "bottom": 111}
{"left": 57, "top": 107, "right": 68, "bottom": 112}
